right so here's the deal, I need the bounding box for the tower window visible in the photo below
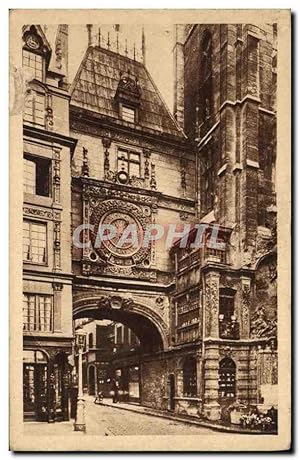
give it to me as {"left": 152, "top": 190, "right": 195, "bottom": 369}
{"left": 199, "top": 32, "right": 213, "bottom": 125}
{"left": 121, "top": 105, "right": 135, "bottom": 123}
{"left": 22, "top": 49, "right": 44, "bottom": 81}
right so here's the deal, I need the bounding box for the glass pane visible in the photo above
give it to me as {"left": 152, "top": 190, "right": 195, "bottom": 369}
{"left": 129, "top": 161, "right": 140, "bottom": 177}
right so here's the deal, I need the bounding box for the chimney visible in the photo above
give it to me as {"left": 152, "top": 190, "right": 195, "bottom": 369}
{"left": 87, "top": 24, "right": 93, "bottom": 46}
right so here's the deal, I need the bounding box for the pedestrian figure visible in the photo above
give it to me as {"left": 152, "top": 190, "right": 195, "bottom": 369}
{"left": 94, "top": 390, "right": 103, "bottom": 404}
{"left": 112, "top": 378, "right": 119, "bottom": 403}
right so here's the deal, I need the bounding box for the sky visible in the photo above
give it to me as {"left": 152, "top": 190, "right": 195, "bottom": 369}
{"left": 44, "top": 24, "right": 175, "bottom": 111}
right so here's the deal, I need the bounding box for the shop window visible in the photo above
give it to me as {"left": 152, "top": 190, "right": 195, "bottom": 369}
{"left": 219, "top": 288, "right": 235, "bottom": 321}
{"left": 218, "top": 358, "right": 236, "bottom": 399}
{"left": 23, "top": 155, "right": 51, "bottom": 197}
{"left": 117, "top": 148, "right": 141, "bottom": 178}
{"left": 183, "top": 357, "right": 197, "bottom": 397}
{"left": 23, "top": 220, "right": 47, "bottom": 264}
{"left": 23, "top": 350, "right": 48, "bottom": 421}
{"left": 23, "top": 294, "right": 53, "bottom": 332}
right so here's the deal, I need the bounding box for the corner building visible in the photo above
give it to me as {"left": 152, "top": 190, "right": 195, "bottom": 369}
{"left": 22, "top": 25, "right": 76, "bottom": 422}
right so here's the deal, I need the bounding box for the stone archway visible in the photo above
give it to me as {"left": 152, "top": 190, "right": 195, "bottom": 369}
{"left": 73, "top": 293, "right": 169, "bottom": 353}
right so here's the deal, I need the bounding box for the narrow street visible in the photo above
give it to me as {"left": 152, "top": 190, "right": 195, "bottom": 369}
{"left": 84, "top": 397, "right": 224, "bottom": 436}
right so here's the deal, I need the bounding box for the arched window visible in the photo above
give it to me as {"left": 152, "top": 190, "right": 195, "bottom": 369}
{"left": 88, "top": 332, "right": 93, "bottom": 349}
{"left": 199, "top": 31, "right": 213, "bottom": 125}
{"left": 218, "top": 358, "right": 236, "bottom": 399}
{"left": 183, "top": 357, "right": 197, "bottom": 397}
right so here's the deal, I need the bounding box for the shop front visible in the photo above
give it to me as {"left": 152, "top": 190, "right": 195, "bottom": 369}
{"left": 23, "top": 348, "right": 72, "bottom": 422}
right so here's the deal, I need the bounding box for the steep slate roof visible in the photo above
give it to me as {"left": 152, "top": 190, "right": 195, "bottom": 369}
{"left": 70, "top": 46, "right": 184, "bottom": 139}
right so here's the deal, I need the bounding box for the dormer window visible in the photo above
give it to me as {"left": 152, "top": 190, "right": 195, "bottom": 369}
{"left": 115, "top": 70, "right": 141, "bottom": 124}
{"left": 121, "top": 105, "right": 135, "bottom": 123}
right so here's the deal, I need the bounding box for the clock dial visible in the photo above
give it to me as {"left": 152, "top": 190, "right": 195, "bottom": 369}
{"left": 99, "top": 211, "right": 142, "bottom": 258}
{"left": 26, "top": 34, "right": 41, "bottom": 50}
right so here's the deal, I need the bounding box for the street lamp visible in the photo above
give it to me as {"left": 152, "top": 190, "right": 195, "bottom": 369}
{"left": 74, "top": 329, "right": 86, "bottom": 432}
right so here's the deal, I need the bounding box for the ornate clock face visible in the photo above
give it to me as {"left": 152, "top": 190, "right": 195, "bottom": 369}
{"left": 99, "top": 210, "right": 143, "bottom": 258}
{"left": 25, "top": 34, "right": 41, "bottom": 50}
{"left": 88, "top": 199, "right": 151, "bottom": 271}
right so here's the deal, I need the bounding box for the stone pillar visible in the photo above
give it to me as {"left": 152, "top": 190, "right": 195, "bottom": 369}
{"left": 203, "top": 271, "right": 220, "bottom": 420}
{"left": 235, "top": 347, "right": 250, "bottom": 404}
{"left": 240, "top": 276, "right": 251, "bottom": 339}
{"left": 249, "top": 346, "right": 259, "bottom": 405}
{"left": 52, "top": 282, "right": 63, "bottom": 332}
{"left": 203, "top": 344, "right": 220, "bottom": 420}
{"left": 196, "top": 352, "right": 203, "bottom": 415}
{"left": 205, "top": 271, "right": 220, "bottom": 338}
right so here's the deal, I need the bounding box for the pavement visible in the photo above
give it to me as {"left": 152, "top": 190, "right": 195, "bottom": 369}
{"left": 23, "top": 397, "right": 221, "bottom": 436}
{"left": 23, "top": 397, "right": 273, "bottom": 436}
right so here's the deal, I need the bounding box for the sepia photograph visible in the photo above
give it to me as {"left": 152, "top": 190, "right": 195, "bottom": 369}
{"left": 9, "top": 8, "right": 291, "bottom": 451}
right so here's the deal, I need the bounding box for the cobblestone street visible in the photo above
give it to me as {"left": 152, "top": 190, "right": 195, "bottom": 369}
{"left": 84, "top": 398, "right": 223, "bottom": 436}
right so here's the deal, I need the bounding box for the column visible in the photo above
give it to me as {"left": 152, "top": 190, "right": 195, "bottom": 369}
{"left": 203, "top": 271, "right": 221, "bottom": 420}
{"left": 240, "top": 276, "right": 251, "bottom": 339}
{"left": 205, "top": 271, "right": 220, "bottom": 338}
{"left": 52, "top": 282, "right": 63, "bottom": 332}
{"left": 196, "top": 352, "right": 203, "bottom": 416}
{"left": 203, "top": 344, "right": 220, "bottom": 421}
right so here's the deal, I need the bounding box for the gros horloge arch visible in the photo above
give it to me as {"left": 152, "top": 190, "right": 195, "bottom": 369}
{"left": 73, "top": 294, "right": 169, "bottom": 353}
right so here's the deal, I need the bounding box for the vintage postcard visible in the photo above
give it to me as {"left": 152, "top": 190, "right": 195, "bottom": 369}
{"left": 9, "top": 9, "right": 291, "bottom": 451}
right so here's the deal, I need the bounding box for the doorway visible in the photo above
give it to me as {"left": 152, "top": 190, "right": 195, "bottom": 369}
{"left": 23, "top": 350, "right": 48, "bottom": 421}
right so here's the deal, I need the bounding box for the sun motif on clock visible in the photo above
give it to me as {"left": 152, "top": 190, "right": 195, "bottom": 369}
{"left": 99, "top": 210, "right": 143, "bottom": 258}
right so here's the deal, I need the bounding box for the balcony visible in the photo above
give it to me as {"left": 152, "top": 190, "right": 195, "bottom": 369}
{"left": 219, "top": 318, "right": 240, "bottom": 340}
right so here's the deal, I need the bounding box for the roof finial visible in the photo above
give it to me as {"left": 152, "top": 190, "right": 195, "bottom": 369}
{"left": 87, "top": 24, "right": 93, "bottom": 46}
{"left": 142, "top": 26, "right": 146, "bottom": 65}
{"left": 98, "top": 27, "right": 101, "bottom": 47}
{"left": 107, "top": 31, "right": 110, "bottom": 50}
{"left": 133, "top": 43, "right": 136, "bottom": 61}
{"left": 116, "top": 31, "right": 119, "bottom": 54}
